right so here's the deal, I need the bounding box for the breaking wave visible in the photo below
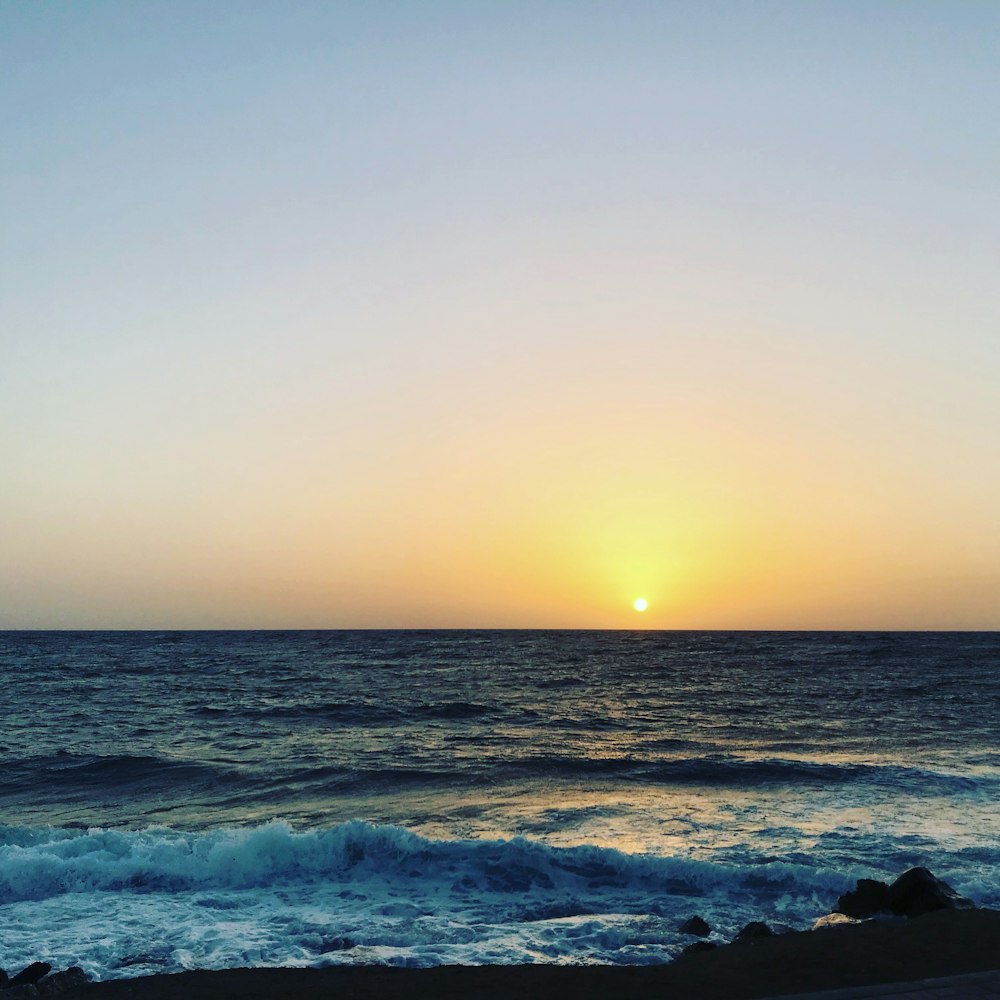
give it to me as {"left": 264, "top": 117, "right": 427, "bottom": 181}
{"left": 0, "top": 820, "right": 851, "bottom": 905}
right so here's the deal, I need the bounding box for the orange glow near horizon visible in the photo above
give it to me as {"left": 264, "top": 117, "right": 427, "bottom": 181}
{"left": 5, "top": 375, "right": 998, "bottom": 630}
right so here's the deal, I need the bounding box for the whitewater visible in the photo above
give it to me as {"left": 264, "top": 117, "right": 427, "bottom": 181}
{"left": 1, "top": 630, "right": 998, "bottom": 978}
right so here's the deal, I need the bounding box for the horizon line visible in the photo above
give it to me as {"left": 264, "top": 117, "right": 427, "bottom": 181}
{"left": 1, "top": 626, "right": 997, "bottom": 634}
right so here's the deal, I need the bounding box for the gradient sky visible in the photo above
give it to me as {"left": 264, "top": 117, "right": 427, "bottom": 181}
{"left": 2, "top": 1, "right": 998, "bottom": 629}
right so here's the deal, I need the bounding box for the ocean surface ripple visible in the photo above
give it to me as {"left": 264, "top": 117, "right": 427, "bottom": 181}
{"left": 0, "top": 630, "right": 997, "bottom": 977}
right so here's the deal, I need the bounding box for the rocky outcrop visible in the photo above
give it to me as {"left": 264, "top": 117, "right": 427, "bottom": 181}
{"left": 668, "top": 866, "right": 981, "bottom": 968}
{"left": 37, "top": 968, "right": 89, "bottom": 996}
{"left": 835, "top": 878, "right": 891, "bottom": 918}
{"left": 679, "top": 915, "right": 711, "bottom": 937}
{"left": 836, "top": 867, "right": 975, "bottom": 919}
{"left": 679, "top": 940, "right": 717, "bottom": 957}
{"left": 733, "top": 920, "right": 776, "bottom": 942}
{"left": 6, "top": 966, "right": 51, "bottom": 989}
{"left": 0, "top": 965, "right": 88, "bottom": 996}
{"left": 888, "top": 867, "right": 975, "bottom": 917}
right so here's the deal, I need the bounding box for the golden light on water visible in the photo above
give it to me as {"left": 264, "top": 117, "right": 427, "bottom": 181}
{"left": 633, "top": 597, "right": 648, "bottom": 613}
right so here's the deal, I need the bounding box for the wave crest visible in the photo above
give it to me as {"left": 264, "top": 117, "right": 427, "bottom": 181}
{"left": 0, "top": 820, "right": 857, "bottom": 905}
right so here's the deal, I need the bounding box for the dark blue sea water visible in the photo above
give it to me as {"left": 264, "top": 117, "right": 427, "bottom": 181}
{"left": 1, "top": 630, "right": 998, "bottom": 977}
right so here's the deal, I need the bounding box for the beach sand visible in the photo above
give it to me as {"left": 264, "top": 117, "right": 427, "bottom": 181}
{"left": 52, "top": 908, "right": 1000, "bottom": 1000}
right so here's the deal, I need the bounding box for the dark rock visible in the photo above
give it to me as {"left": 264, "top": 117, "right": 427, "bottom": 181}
{"left": 0, "top": 970, "right": 8, "bottom": 988}
{"left": 836, "top": 868, "right": 975, "bottom": 919}
{"left": 3, "top": 987, "right": 40, "bottom": 999}
{"left": 887, "top": 867, "right": 975, "bottom": 917}
{"left": 8, "top": 964, "right": 52, "bottom": 988}
{"left": 37, "top": 968, "right": 90, "bottom": 996}
{"left": 733, "top": 920, "right": 776, "bottom": 942}
{"left": 679, "top": 940, "right": 718, "bottom": 957}
{"left": 836, "top": 877, "right": 892, "bottom": 918}
{"left": 679, "top": 915, "right": 711, "bottom": 937}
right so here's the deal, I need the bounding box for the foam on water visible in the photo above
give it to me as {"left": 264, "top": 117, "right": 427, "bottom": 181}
{"left": 0, "top": 821, "right": 850, "bottom": 977}
{"left": 0, "top": 820, "right": 857, "bottom": 904}
{"left": 2, "top": 820, "right": 998, "bottom": 980}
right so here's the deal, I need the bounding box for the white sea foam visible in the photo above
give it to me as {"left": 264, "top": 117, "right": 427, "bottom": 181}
{"left": 0, "top": 820, "right": 855, "bottom": 903}
{"left": 0, "top": 820, "right": 870, "bottom": 979}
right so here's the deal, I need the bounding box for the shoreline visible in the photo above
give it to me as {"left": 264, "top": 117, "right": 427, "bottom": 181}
{"left": 51, "top": 908, "right": 1000, "bottom": 1000}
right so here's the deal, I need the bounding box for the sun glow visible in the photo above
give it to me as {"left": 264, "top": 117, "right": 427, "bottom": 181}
{"left": 633, "top": 597, "right": 648, "bottom": 612}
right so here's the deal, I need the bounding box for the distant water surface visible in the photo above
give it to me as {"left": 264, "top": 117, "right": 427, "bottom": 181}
{"left": 1, "top": 630, "right": 997, "bottom": 976}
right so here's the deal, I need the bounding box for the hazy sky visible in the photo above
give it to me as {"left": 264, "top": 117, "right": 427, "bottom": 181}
{"left": 2, "top": 2, "right": 998, "bottom": 629}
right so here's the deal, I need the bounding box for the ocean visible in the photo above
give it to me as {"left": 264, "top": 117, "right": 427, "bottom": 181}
{"left": 1, "top": 630, "right": 998, "bottom": 978}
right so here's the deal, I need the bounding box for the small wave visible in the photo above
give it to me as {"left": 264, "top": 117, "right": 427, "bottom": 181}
{"left": 0, "top": 753, "right": 242, "bottom": 794}
{"left": 269, "top": 764, "right": 465, "bottom": 792}
{"left": 422, "top": 702, "right": 498, "bottom": 720}
{"left": 500, "top": 755, "right": 985, "bottom": 792}
{"left": 535, "top": 677, "right": 585, "bottom": 690}
{"left": 636, "top": 737, "right": 703, "bottom": 751}
{"left": 193, "top": 701, "right": 499, "bottom": 724}
{"left": 195, "top": 701, "right": 397, "bottom": 723}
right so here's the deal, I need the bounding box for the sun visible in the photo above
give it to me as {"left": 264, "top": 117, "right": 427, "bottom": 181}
{"left": 633, "top": 597, "right": 648, "bottom": 612}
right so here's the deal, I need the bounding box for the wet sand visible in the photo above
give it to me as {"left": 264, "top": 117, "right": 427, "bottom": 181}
{"left": 54, "top": 908, "right": 1000, "bottom": 999}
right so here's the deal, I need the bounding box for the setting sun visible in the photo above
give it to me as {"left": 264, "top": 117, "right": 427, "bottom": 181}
{"left": 633, "top": 598, "right": 648, "bottom": 613}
